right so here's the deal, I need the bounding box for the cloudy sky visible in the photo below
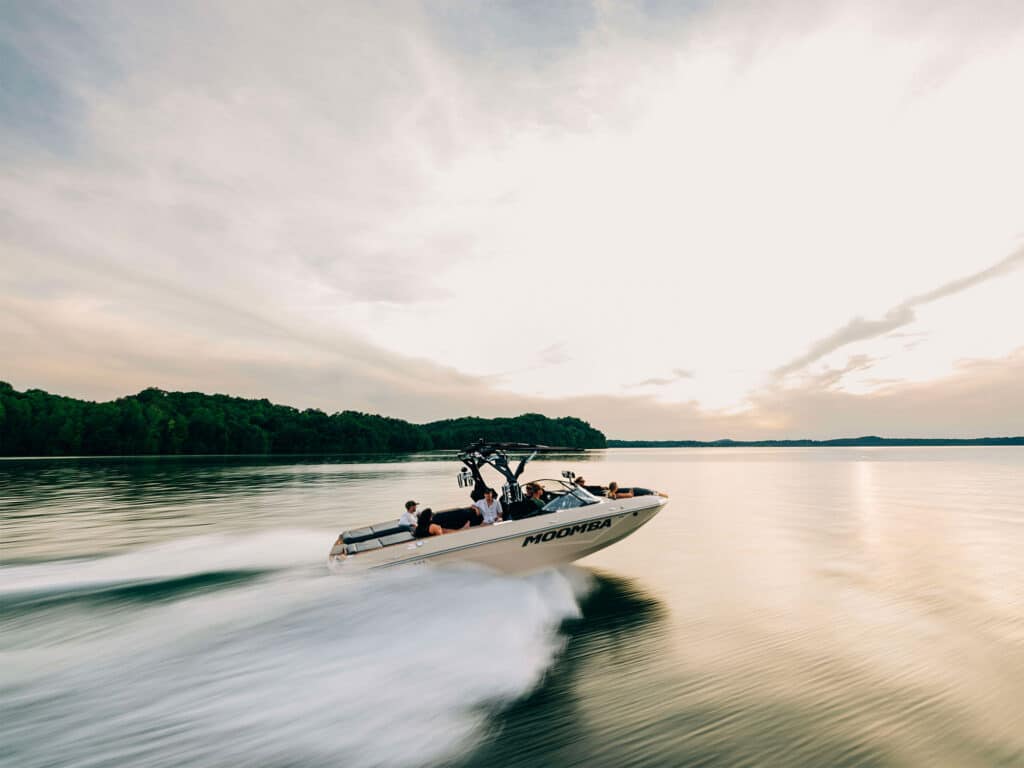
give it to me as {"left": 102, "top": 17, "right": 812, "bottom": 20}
{"left": 2, "top": 0, "right": 1022, "bottom": 439}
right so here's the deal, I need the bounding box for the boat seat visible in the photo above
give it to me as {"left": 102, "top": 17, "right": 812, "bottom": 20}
{"left": 378, "top": 531, "right": 415, "bottom": 547}
{"left": 342, "top": 527, "right": 375, "bottom": 544}
{"left": 371, "top": 521, "right": 411, "bottom": 538}
{"left": 507, "top": 499, "right": 547, "bottom": 520}
{"left": 345, "top": 538, "right": 383, "bottom": 555}
{"left": 340, "top": 506, "right": 475, "bottom": 546}
{"left": 433, "top": 507, "right": 479, "bottom": 529}
{"left": 343, "top": 519, "right": 413, "bottom": 544}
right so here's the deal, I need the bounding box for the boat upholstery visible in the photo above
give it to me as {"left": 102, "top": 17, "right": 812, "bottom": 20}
{"left": 378, "top": 530, "right": 415, "bottom": 547}
{"left": 432, "top": 506, "right": 481, "bottom": 529}
{"left": 506, "top": 498, "right": 549, "bottom": 520}
{"left": 343, "top": 519, "right": 411, "bottom": 543}
{"left": 342, "top": 527, "right": 415, "bottom": 554}
{"left": 345, "top": 538, "right": 383, "bottom": 554}
{"left": 340, "top": 505, "right": 481, "bottom": 548}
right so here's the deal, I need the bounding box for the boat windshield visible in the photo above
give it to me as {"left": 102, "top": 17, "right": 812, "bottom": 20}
{"left": 529, "top": 479, "right": 601, "bottom": 512}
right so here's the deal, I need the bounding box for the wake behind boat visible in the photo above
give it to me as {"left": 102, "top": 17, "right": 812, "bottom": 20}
{"left": 328, "top": 442, "right": 668, "bottom": 574}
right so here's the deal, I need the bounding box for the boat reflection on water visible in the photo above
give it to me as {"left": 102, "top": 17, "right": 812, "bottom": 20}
{"left": 456, "top": 567, "right": 960, "bottom": 768}
{"left": 456, "top": 570, "right": 670, "bottom": 768}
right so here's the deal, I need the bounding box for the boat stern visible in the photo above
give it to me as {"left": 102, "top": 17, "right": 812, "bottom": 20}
{"left": 327, "top": 535, "right": 347, "bottom": 572}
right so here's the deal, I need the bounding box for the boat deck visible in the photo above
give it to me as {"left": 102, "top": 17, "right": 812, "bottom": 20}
{"left": 337, "top": 505, "right": 481, "bottom": 554}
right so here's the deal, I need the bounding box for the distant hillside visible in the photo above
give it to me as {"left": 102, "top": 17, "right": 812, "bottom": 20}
{"left": 0, "top": 382, "right": 605, "bottom": 456}
{"left": 608, "top": 436, "right": 1024, "bottom": 447}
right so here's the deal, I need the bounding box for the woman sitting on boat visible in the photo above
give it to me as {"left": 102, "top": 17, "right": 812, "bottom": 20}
{"left": 413, "top": 508, "right": 470, "bottom": 538}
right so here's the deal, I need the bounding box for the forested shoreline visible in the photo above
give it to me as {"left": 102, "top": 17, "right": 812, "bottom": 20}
{"left": 0, "top": 382, "right": 606, "bottom": 456}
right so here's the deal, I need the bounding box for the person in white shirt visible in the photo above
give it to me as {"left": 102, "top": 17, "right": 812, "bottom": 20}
{"left": 399, "top": 500, "right": 419, "bottom": 529}
{"left": 474, "top": 488, "right": 502, "bottom": 525}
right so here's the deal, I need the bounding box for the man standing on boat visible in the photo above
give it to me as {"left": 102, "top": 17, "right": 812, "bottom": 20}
{"left": 474, "top": 488, "right": 502, "bottom": 525}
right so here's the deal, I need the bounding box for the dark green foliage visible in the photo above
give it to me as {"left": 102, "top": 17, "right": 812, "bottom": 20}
{"left": 421, "top": 413, "right": 604, "bottom": 450}
{"left": 0, "top": 382, "right": 606, "bottom": 456}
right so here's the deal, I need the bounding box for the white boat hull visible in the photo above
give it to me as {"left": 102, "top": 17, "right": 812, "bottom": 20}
{"left": 328, "top": 495, "right": 667, "bottom": 575}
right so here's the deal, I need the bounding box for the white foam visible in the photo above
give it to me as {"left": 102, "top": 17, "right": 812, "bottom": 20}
{"left": 0, "top": 529, "right": 332, "bottom": 597}
{"left": 0, "top": 548, "right": 593, "bottom": 768}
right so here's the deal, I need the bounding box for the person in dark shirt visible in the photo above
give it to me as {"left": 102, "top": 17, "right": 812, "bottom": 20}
{"left": 504, "top": 483, "right": 547, "bottom": 520}
{"left": 525, "top": 483, "right": 546, "bottom": 509}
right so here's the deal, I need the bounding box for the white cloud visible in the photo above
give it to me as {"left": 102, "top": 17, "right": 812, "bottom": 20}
{"left": 773, "top": 246, "right": 1024, "bottom": 380}
{"left": 1, "top": 0, "right": 1022, "bottom": 437}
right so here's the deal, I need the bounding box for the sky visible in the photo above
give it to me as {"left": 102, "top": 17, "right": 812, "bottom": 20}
{"left": 1, "top": 0, "right": 1022, "bottom": 439}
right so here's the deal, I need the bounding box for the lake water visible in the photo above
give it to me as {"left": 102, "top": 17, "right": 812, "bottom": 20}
{"left": 1, "top": 448, "right": 1022, "bottom": 767}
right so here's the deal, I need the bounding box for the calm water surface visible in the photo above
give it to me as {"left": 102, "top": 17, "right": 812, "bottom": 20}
{"left": 1, "top": 448, "right": 1022, "bottom": 767}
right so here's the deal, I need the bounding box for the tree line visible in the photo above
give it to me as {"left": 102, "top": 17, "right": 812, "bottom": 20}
{"left": 0, "top": 382, "right": 606, "bottom": 456}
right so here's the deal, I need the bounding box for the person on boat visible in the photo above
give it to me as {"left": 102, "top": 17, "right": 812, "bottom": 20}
{"left": 399, "top": 500, "right": 419, "bottom": 529}
{"left": 526, "top": 483, "right": 546, "bottom": 510}
{"left": 413, "top": 508, "right": 470, "bottom": 538}
{"left": 474, "top": 487, "right": 503, "bottom": 525}
{"left": 607, "top": 482, "right": 668, "bottom": 499}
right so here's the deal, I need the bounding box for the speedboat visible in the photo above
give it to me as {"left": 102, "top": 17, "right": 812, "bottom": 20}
{"left": 327, "top": 441, "right": 668, "bottom": 574}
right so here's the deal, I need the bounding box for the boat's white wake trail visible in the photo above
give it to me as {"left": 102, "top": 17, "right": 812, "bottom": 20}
{"left": 0, "top": 534, "right": 593, "bottom": 768}
{"left": 0, "top": 529, "right": 332, "bottom": 597}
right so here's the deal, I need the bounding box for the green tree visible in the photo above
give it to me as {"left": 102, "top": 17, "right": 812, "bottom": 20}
{"left": 0, "top": 384, "right": 606, "bottom": 456}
